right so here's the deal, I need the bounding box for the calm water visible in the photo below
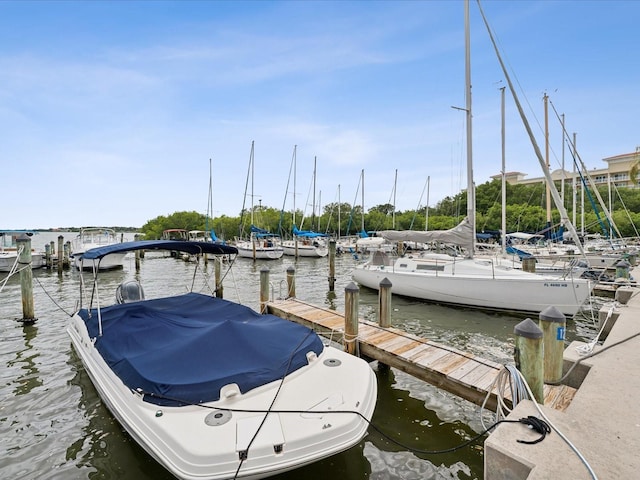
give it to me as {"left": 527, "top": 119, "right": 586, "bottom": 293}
{"left": 0, "top": 232, "right": 603, "bottom": 480}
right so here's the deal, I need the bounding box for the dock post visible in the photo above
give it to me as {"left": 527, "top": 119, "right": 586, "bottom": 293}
{"left": 328, "top": 239, "right": 336, "bottom": 291}
{"left": 57, "top": 235, "right": 64, "bottom": 273}
{"left": 134, "top": 234, "right": 141, "bottom": 272}
{"left": 44, "top": 243, "right": 52, "bottom": 269}
{"left": 286, "top": 266, "right": 296, "bottom": 298}
{"left": 63, "top": 241, "right": 71, "bottom": 268}
{"left": 514, "top": 318, "right": 544, "bottom": 403}
{"left": 378, "top": 277, "right": 392, "bottom": 328}
{"left": 16, "top": 235, "right": 37, "bottom": 323}
{"left": 522, "top": 257, "right": 536, "bottom": 273}
{"left": 615, "top": 259, "right": 631, "bottom": 280}
{"left": 539, "top": 306, "right": 565, "bottom": 383}
{"left": 259, "top": 267, "right": 270, "bottom": 314}
{"left": 215, "top": 257, "right": 224, "bottom": 298}
{"left": 344, "top": 282, "right": 360, "bottom": 356}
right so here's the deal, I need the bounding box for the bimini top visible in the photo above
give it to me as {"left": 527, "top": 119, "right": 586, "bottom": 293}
{"left": 80, "top": 240, "right": 238, "bottom": 260}
{"left": 79, "top": 292, "right": 324, "bottom": 406}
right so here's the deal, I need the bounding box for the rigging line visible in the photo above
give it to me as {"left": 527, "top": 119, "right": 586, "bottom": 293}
{"left": 610, "top": 181, "right": 640, "bottom": 239}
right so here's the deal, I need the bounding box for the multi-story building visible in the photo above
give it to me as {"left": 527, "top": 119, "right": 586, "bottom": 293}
{"left": 492, "top": 150, "right": 640, "bottom": 189}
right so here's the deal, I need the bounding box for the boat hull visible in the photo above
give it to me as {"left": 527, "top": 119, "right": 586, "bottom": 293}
{"left": 282, "top": 242, "right": 328, "bottom": 258}
{"left": 0, "top": 252, "right": 45, "bottom": 272}
{"left": 352, "top": 254, "right": 592, "bottom": 316}
{"left": 67, "top": 313, "right": 376, "bottom": 480}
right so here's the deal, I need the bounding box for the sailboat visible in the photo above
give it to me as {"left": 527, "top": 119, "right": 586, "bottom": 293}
{"left": 281, "top": 151, "right": 329, "bottom": 258}
{"left": 235, "top": 141, "right": 284, "bottom": 260}
{"left": 351, "top": 0, "right": 593, "bottom": 317}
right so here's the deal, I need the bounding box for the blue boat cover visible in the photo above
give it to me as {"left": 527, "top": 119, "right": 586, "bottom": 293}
{"left": 292, "top": 226, "right": 328, "bottom": 238}
{"left": 249, "top": 225, "right": 279, "bottom": 238}
{"left": 80, "top": 240, "right": 238, "bottom": 260}
{"left": 78, "top": 292, "right": 324, "bottom": 406}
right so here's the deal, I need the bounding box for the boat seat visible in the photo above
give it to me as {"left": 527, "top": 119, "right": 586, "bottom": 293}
{"left": 116, "top": 280, "right": 145, "bottom": 304}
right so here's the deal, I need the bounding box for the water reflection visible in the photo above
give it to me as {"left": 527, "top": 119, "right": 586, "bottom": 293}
{"left": 9, "top": 324, "right": 43, "bottom": 396}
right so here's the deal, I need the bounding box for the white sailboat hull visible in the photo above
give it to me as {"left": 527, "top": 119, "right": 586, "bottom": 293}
{"left": 352, "top": 253, "right": 592, "bottom": 316}
{"left": 236, "top": 242, "right": 284, "bottom": 260}
{"left": 282, "top": 241, "right": 328, "bottom": 258}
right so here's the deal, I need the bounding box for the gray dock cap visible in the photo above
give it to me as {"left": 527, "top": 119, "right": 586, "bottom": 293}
{"left": 514, "top": 318, "right": 543, "bottom": 339}
{"left": 539, "top": 305, "right": 565, "bottom": 323}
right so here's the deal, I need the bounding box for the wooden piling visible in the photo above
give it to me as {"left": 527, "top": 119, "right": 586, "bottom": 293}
{"left": 215, "top": 257, "right": 223, "bottom": 298}
{"left": 522, "top": 257, "right": 536, "bottom": 273}
{"left": 17, "top": 235, "right": 36, "bottom": 323}
{"left": 45, "top": 243, "right": 53, "bottom": 269}
{"left": 259, "top": 267, "right": 270, "bottom": 313}
{"left": 134, "top": 234, "right": 141, "bottom": 272}
{"left": 328, "top": 239, "right": 336, "bottom": 291}
{"left": 344, "top": 282, "right": 360, "bottom": 356}
{"left": 539, "top": 305, "right": 565, "bottom": 384}
{"left": 378, "top": 277, "right": 392, "bottom": 328}
{"left": 63, "top": 241, "right": 71, "bottom": 268}
{"left": 286, "top": 266, "right": 295, "bottom": 298}
{"left": 514, "top": 318, "right": 544, "bottom": 403}
{"left": 57, "top": 235, "right": 64, "bottom": 273}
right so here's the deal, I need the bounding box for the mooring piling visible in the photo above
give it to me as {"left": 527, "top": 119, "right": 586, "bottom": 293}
{"left": 514, "top": 318, "right": 544, "bottom": 403}
{"left": 17, "top": 234, "right": 37, "bottom": 323}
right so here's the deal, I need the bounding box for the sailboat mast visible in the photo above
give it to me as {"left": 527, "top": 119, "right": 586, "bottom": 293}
{"left": 250, "top": 141, "right": 255, "bottom": 225}
{"left": 426, "top": 176, "right": 430, "bottom": 231}
{"left": 465, "top": 0, "right": 475, "bottom": 255}
{"left": 500, "top": 86, "right": 506, "bottom": 255}
{"left": 545, "top": 94, "right": 552, "bottom": 229}
{"left": 312, "top": 156, "right": 317, "bottom": 229}
{"left": 293, "top": 146, "right": 297, "bottom": 227}
{"left": 361, "top": 169, "right": 365, "bottom": 233}
{"left": 392, "top": 169, "right": 397, "bottom": 229}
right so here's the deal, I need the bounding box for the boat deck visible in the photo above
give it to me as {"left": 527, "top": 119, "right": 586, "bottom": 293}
{"left": 267, "top": 298, "right": 575, "bottom": 412}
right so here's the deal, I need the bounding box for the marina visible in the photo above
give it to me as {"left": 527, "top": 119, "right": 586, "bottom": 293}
{"left": 1, "top": 231, "right": 636, "bottom": 479}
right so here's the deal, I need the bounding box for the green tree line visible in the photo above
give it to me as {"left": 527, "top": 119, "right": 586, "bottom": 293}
{"left": 140, "top": 179, "right": 640, "bottom": 240}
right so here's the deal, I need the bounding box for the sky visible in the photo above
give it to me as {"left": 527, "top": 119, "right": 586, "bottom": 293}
{"left": 1, "top": 0, "right": 638, "bottom": 230}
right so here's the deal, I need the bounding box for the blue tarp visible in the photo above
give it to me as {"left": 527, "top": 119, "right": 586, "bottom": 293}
{"left": 250, "top": 225, "right": 279, "bottom": 238}
{"left": 79, "top": 292, "right": 324, "bottom": 406}
{"left": 81, "top": 240, "right": 238, "bottom": 259}
{"left": 292, "top": 226, "right": 328, "bottom": 238}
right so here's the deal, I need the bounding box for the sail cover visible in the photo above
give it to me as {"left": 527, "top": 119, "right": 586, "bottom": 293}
{"left": 377, "top": 218, "right": 474, "bottom": 253}
{"left": 79, "top": 292, "right": 324, "bottom": 406}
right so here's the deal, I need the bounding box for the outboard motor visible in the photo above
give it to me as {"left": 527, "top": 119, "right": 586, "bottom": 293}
{"left": 116, "top": 280, "right": 145, "bottom": 304}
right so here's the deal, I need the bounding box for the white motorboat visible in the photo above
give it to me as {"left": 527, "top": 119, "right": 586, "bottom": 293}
{"left": 0, "top": 231, "right": 45, "bottom": 273}
{"left": 71, "top": 227, "right": 127, "bottom": 270}
{"left": 68, "top": 239, "right": 376, "bottom": 479}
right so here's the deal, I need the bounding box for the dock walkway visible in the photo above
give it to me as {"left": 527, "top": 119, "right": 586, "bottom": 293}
{"left": 267, "top": 298, "right": 575, "bottom": 412}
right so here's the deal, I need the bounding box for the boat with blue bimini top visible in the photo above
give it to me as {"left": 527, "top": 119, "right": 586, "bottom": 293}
{"left": 67, "top": 239, "right": 377, "bottom": 480}
{"left": 282, "top": 226, "right": 329, "bottom": 258}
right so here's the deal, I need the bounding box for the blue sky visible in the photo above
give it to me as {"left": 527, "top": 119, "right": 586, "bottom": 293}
{"left": 1, "top": 0, "right": 638, "bottom": 230}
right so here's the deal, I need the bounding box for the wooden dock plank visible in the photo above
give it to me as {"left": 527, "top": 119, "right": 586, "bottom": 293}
{"left": 266, "top": 299, "right": 574, "bottom": 412}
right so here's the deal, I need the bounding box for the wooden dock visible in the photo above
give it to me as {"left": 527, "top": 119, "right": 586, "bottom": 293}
{"left": 267, "top": 298, "right": 576, "bottom": 412}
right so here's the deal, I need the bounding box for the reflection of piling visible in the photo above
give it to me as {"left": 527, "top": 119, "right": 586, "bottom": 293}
{"left": 328, "top": 239, "right": 336, "bottom": 291}
{"left": 514, "top": 318, "right": 544, "bottom": 403}
{"left": 344, "top": 282, "right": 359, "bottom": 355}
{"left": 286, "top": 266, "right": 295, "bottom": 298}
{"left": 17, "top": 235, "right": 36, "bottom": 323}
